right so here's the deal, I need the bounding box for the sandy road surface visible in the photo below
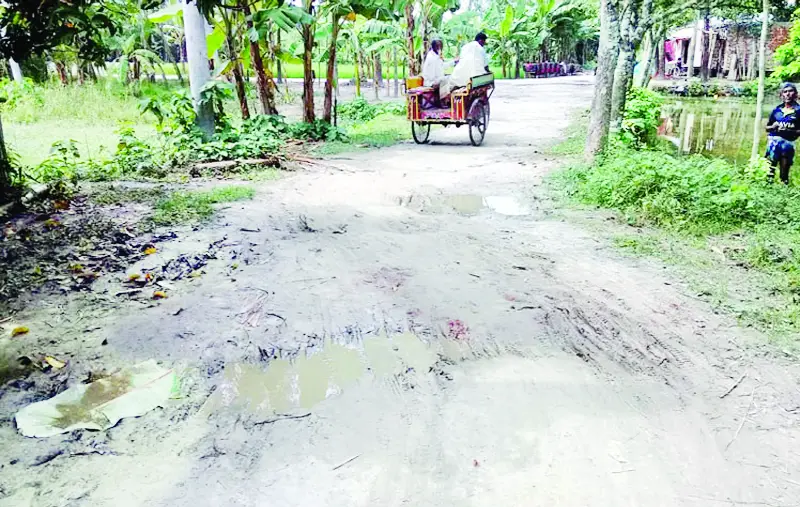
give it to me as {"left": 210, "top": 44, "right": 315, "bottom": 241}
{"left": 2, "top": 76, "right": 800, "bottom": 507}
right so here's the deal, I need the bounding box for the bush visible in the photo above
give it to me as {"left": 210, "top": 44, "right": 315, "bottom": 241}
{"left": 336, "top": 97, "right": 406, "bottom": 122}
{"left": 619, "top": 87, "right": 663, "bottom": 147}
{"left": 553, "top": 146, "right": 800, "bottom": 235}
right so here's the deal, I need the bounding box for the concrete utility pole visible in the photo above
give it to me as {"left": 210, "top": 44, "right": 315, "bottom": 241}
{"left": 182, "top": 0, "right": 214, "bottom": 138}
{"left": 8, "top": 58, "right": 23, "bottom": 82}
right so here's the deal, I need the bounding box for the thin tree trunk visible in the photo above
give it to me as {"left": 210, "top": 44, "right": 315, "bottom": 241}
{"left": 158, "top": 63, "right": 168, "bottom": 82}
{"left": 323, "top": 15, "right": 339, "bottom": 123}
{"left": 585, "top": 0, "right": 621, "bottom": 159}
{"left": 700, "top": 11, "right": 711, "bottom": 81}
{"left": 385, "top": 50, "right": 391, "bottom": 96}
{"left": 405, "top": 3, "right": 418, "bottom": 75}
{"left": 233, "top": 61, "right": 250, "bottom": 119}
{"left": 183, "top": 0, "right": 214, "bottom": 137}
{"left": 752, "top": 0, "right": 770, "bottom": 159}
{"left": 301, "top": 1, "right": 315, "bottom": 123}
{"left": 242, "top": 0, "right": 278, "bottom": 115}
{"left": 686, "top": 13, "right": 699, "bottom": 79}
{"left": 610, "top": 46, "right": 635, "bottom": 127}
{"left": 355, "top": 50, "right": 362, "bottom": 97}
{"left": 656, "top": 38, "right": 666, "bottom": 78}
{"left": 634, "top": 31, "right": 653, "bottom": 88}
{"left": 393, "top": 46, "right": 399, "bottom": 97}
{"left": 276, "top": 30, "right": 283, "bottom": 84}
{"left": 515, "top": 42, "right": 521, "bottom": 79}
{"left": 0, "top": 114, "right": 11, "bottom": 200}
{"left": 375, "top": 52, "right": 382, "bottom": 91}
{"left": 55, "top": 61, "right": 69, "bottom": 85}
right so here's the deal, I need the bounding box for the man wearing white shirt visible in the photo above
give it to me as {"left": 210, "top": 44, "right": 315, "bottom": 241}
{"left": 422, "top": 40, "right": 451, "bottom": 106}
{"left": 440, "top": 32, "right": 490, "bottom": 102}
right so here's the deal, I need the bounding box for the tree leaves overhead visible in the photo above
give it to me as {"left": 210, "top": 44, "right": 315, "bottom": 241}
{"left": 0, "top": 0, "right": 122, "bottom": 61}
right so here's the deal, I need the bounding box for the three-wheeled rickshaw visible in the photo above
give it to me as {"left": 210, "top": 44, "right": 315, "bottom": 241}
{"left": 406, "top": 73, "right": 495, "bottom": 146}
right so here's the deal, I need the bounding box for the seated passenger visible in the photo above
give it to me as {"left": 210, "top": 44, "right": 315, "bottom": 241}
{"left": 422, "top": 39, "right": 452, "bottom": 107}
{"left": 440, "top": 32, "right": 490, "bottom": 102}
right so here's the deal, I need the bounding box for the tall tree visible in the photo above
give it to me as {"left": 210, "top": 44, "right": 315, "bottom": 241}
{"left": 609, "top": 0, "right": 652, "bottom": 128}
{"left": 752, "top": 0, "right": 770, "bottom": 159}
{"left": 585, "top": 0, "right": 620, "bottom": 158}
{"left": 242, "top": 1, "right": 277, "bottom": 115}
{"left": 301, "top": 0, "right": 315, "bottom": 122}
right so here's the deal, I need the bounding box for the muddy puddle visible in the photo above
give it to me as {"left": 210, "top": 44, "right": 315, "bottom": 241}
{"left": 396, "top": 194, "right": 530, "bottom": 216}
{"left": 201, "top": 333, "right": 479, "bottom": 418}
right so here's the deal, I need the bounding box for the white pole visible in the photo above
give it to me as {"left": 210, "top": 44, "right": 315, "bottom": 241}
{"left": 8, "top": 58, "right": 23, "bottom": 82}
{"left": 182, "top": 0, "right": 214, "bottom": 137}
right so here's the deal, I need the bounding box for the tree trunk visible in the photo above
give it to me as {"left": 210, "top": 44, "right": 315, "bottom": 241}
{"left": 55, "top": 61, "right": 68, "bottom": 85}
{"left": 0, "top": 114, "right": 11, "bottom": 201}
{"left": 323, "top": 15, "right": 339, "bottom": 123}
{"left": 375, "top": 53, "right": 382, "bottom": 89}
{"left": 585, "top": 0, "right": 621, "bottom": 159}
{"left": 301, "top": 2, "right": 315, "bottom": 123}
{"left": 752, "top": 0, "right": 770, "bottom": 159}
{"left": 385, "top": 50, "right": 391, "bottom": 96}
{"left": 355, "top": 51, "right": 362, "bottom": 97}
{"left": 276, "top": 30, "right": 283, "bottom": 84}
{"left": 405, "top": 3, "right": 418, "bottom": 75}
{"left": 422, "top": 13, "right": 429, "bottom": 56}
{"left": 610, "top": 46, "right": 635, "bottom": 128}
{"left": 241, "top": 0, "right": 278, "bottom": 116}
{"left": 8, "top": 58, "right": 22, "bottom": 82}
{"left": 158, "top": 63, "right": 167, "bottom": 82}
{"left": 515, "top": 42, "right": 521, "bottom": 79}
{"left": 183, "top": 0, "right": 215, "bottom": 137}
{"left": 656, "top": 38, "right": 666, "bottom": 78}
{"left": 233, "top": 61, "right": 250, "bottom": 119}
{"left": 686, "top": 13, "right": 699, "bottom": 79}
{"left": 393, "top": 46, "right": 399, "bottom": 97}
{"left": 634, "top": 31, "right": 653, "bottom": 88}
{"left": 700, "top": 12, "right": 711, "bottom": 81}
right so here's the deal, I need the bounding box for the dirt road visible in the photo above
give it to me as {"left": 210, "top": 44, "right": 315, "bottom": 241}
{"left": 2, "top": 76, "right": 800, "bottom": 506}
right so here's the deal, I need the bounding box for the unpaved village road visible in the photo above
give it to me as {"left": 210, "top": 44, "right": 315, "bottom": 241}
{"left": 2, "top": 76, "right": 800, "bottom": 506}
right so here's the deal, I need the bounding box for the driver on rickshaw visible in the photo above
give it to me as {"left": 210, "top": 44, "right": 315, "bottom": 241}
{"left": 439, "top": 32, "right": 490, "bottom": 104}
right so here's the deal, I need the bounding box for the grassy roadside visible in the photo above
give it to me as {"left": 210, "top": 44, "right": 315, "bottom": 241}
{"left": 546, "top": 115, "right": 800, "bottom": 349}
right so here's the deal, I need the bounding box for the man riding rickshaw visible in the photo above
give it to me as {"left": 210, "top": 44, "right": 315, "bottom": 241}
{"left": 407, "top": 33, "right": 495, "bottom": 146}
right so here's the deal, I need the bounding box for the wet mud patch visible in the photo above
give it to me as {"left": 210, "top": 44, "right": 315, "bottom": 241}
{"left": 200, "top": 326, "right": 524, "bottom": 421}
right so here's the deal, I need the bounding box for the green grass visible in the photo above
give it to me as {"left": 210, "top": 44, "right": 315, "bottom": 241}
{"left": 549, "top": 141, "right": 800, "bottom": 342}
{"left": 152, "top": 185, "right": 255, "bottom": 225}
{"left": 314, "top": 112, "right": 409, "bottom": 155}
{"left": 549, "top": 110, "right": 588, "bottom": 156}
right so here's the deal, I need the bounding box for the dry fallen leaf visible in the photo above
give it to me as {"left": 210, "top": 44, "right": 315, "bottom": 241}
{"left": 53, "top": 200, "right": 70, "bottom": 210}
{"left": 128, "top": 273, "right": 141, "bottom": 281}
{"left": 144, "top": 247, "right": 157, "bottom": 255}
{"left": 153, "top": 291, "right": 167, "bottom": 299}
{"left": 11, "top": 326, "right": 30, "bottom": 337}
{"left": 44, "top": 356, "right": 66, "bottom": 369}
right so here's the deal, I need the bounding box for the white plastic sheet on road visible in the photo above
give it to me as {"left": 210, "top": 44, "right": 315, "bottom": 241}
{"left": 15, "top": 360, "right": 176, "bottom": 438}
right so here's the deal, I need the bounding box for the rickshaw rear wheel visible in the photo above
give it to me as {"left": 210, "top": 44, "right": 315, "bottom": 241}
{"left": 412, "top": 122, "right": 431, "bottom": 144}
{"left": 468, "top": 100, "right": 487, "bottom": 147}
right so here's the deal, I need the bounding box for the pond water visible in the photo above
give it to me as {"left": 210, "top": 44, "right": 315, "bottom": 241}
{"left": 659, "top": 99, "right": 774, "bottom": 165}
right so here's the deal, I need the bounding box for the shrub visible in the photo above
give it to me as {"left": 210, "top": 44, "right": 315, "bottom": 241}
{"left": 619, "top": 87, "right": 663, "bottom": 147}
{"left": 553, "top": 146, "right": 800, "bottom": 235}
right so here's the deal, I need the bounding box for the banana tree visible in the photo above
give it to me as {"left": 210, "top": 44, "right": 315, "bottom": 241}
{"left": 251, "top": 0, "right": 313, "bottom": 115}
{"left": 363, "top": 18, "right": 407, "bottom": 96}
